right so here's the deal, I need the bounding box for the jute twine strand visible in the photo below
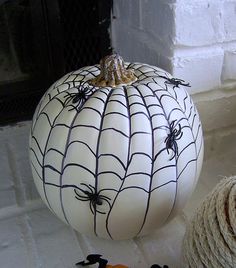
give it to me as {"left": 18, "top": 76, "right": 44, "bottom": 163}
{"left": 182, "top": 176, "right": 236, "bottom": 268}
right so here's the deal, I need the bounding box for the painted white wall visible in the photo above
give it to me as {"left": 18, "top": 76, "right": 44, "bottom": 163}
{"left": 112, "top": 0, "right": 236, "bottom": 134}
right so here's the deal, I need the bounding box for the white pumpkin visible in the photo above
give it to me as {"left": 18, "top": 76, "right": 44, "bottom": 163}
{"left": 30, "top": 54, "right": 204, "bottom": 240}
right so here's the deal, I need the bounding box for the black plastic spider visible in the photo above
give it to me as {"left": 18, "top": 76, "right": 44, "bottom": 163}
{"left": 64, "top": 83, "right": 94, "bottom": 111}
{"left": 165, "top": 121, "right": 183, "bottom": 160}
{"left": 158, "top": 75, "right": 190, "bottom": 88}
{"left": 74, "top": 183, "right": 111, "bottom": 215}
{"left": 76, "top": 254, "right": 108, "bottom": 267}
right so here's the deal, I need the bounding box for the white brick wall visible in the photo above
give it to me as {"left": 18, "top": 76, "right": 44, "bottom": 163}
{"left": 175, "top": 2, "right": 224, "bottom": 46}
{"left": 173, "top": 0, "right": 236, "bottom": 93}
{"left": 173, "top": 47, "right": 224, "bottom": 94}
{"left": 112, "top": 0, "right": 236, "bottom": 93}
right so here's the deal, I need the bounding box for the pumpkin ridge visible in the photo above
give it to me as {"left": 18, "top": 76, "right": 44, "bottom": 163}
{"left": 133, "top": 84, "right": 160, "bottom": 235}
{"left": 105, "top": 86, "right": 131, "bottom": 239}
{"left": 151, "top": 83, "right": 200, "bottom": 224}
{"left": 104, "top": 111, "right": 129, "bottom": 119}
{"left": 47, "top": 88, "right": 102, "bottom": 226}
{"left": 41, "top": 100, "right": 76, "bottom": 212}
{"left": 164, "top": 84, "right": 203, "bottom": 161}
{"left": 146, "top": 83, "right": 179, "bottom": 227}
{"left": 39, "top": 64, "right": 99, "bottom": 116}
{"left": 67, "top": 140, "right": 96, "bottom": 157}
{"left": 31, "top": 91, "right": 66, "bottom": 133}
{"left": 30, "top": 148, "right": 43, "bottom": 168}
{"left": 129, "top": 63, "right": 170, "bottom": 85}
{"left": 30, "top": 135, "right": 44, "bottom": 156}
{"left": 57, "top": 108, "right": 83, "bottom": 224}
{"left": 98, "top": 153, "right": 127, "bottom": 170}
{"left": 45, "top": 86, "right": 99, "bottom": 224}
{"left": 157, "top": 83, "right": 203, "bottom": 195}
{"left": 93, "top": 87, "right": 115, "bottom": 236}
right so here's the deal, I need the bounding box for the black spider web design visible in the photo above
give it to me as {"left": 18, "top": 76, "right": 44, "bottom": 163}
{"left": 31, "top": 66, "right": 100, "bottom": 132}
{"left": 131, "top": 85, "right": 157, "bottom": 236}
{"left": 160, "top": 76, "right": 203, "bottom": 182}
{"left": 30, "top": 62, "right": 203, "bottom": 238}
{"left": 92, "top": 87, "right": 115, "bottom": 235}
{"left": 149, "top": 81, "right": 203, "bottom": 224}
{"left": 104, "top": 87, "right": 131, "bottom": 238}
{"left": 30, "top": 65, "right": 101, "bottom": 215}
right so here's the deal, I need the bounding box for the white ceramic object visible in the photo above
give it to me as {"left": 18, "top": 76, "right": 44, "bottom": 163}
{"left": 30, "top": 54, "right": 204, "bottom": 240}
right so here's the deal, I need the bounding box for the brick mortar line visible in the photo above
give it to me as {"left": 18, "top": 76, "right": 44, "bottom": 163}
{"left": 204, "top": 123, "right": 236, "bottom": 138}
{"left": 0, "top": 199, "right": 44, "bottom": 221}
{"left": 192, "top": 87, "right": 236, "bottom": 103}
{"left": 173, "top": 41, "right": 236, "bottom": 56}
{"left": 6, "top": 143, "right": 27, "bottom": 206}
{"left": 133, "top": 237, "right": 153, "bottom": 267}
{"left": 18, "top": 215, "right": 42, "bottom": 268}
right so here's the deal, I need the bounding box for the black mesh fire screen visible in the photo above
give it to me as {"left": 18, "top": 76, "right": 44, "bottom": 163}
{"left": 0, "top": 0, "right": 112, "bottom": 125}
{"left": 58, "top": 0, "right": 112, "bottom": 71}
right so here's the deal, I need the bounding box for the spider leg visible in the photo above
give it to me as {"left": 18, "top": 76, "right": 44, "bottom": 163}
{"left": 177, "top": 123, "right": 182, "bottom": 131}
{"left": 175, "top": 131, "right": 183, "bottom": 140}
{"left": 173, "top": 141, "right": 179, "bottom": 157}
{"left": 181, "top": 81, "right": 190, "bottom": 87}
{"left": 68, "top": 103, "right": 79, "bottom": 111}
{"left": 96, "top": 209, "right": 106, "bottom": 215}
{"left": 91, "top": 197, "right": 108, "bottom": 215}
{"left": 166, "top": 145, "right": 171, "bottom": 156}
{"left": 74, "top": 189, "right": 90, "bottom": 200}
{"left": 175, "top": 127, "right": 181, "bottom": 136}
{"left": 164, "top": 135, "right": 169, "bottom": 143}
{"left": 64, "top": 92, "right": 76, "bottom": 98}
{"left": 99, "top": 195, "right": 111, "bottom": 202}
{"left": 169, "top": 148, "right": 176, "bottom": 161}
{"left": 89, "top": 200, "right": 95, "bottom": 215}
{"left": 80, "top": 183, "right": 95, "bottom": 194}
{"left": 173, "top": 123, "right": 182, "bottom": 135}
{"left": 166, "top": 138, "right": 172, "bottom": 150}
{"left": 170, "top": 121, "right": 176, "bottom": 129}
{"left": 164, "top": 81, "right": 171, "bottom": 86}
{"left": 75, "top": 196, "right": 90, "bottom": 202}
{"left": 88, "top": 184, "right": 96, "bottom": 192}
{"left": 74, "top": 192, "right": 90, "bottom": 201}
{"left": 63, "top": 95, "right": 73, "bottom": 105}
{"left": 99, "top": 196, "right": 112, "bottom": 210}
{"left": 101, "top": 195, "right": 111, "bottom": 201}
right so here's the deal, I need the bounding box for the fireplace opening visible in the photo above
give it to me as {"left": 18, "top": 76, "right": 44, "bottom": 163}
{"left": 0, "top": 0, "right": 112, "bottom": 125}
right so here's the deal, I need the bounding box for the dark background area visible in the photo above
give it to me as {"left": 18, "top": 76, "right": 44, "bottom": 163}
{"left": 0, "top": 0, "right": 112, "bottom": 125}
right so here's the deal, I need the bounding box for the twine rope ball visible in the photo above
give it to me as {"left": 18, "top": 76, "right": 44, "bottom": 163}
{"left": 183, "top": 176, "right": 236, "bottom": 268}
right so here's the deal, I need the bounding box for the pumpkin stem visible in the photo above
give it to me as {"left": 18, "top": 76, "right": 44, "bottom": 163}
{"left": 89, "top": 54, "right": 136, "bottom": 87}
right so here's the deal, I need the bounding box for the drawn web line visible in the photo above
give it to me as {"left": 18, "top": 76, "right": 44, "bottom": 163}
{"left": 132, "top": 84, "right": 155, "bottom": 236}
{"left": 93, "top": 87, "right": 115, "bottom": 236}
